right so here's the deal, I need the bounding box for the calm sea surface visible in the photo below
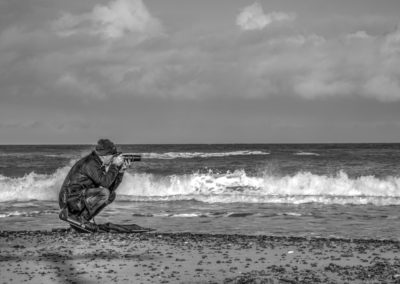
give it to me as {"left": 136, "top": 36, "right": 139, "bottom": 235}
{"left": 1, "top": 144, "right": 400, "bottom": 240}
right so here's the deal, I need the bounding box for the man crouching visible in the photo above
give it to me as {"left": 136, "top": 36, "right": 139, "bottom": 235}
{"left": 58, "top": 139, "right": 129, "bottom": 232}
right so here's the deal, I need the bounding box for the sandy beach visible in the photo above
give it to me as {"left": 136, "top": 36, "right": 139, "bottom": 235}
{"left": 1, "top": 230, "right": 400, "bottom": 284}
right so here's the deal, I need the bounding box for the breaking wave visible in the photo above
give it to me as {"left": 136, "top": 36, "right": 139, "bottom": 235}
{"left": 294, "top": 152, "right": 320, "bottom": 156}
{"left": 142, "top": 150, "right": 270, "bottom": 159}
{"left": 0, "top": 166, "right": 70, "bottom": 203}
{"left": 116, "top": 171, "right": 400, "bottom": 205}
{"left": 1, "top": 163, "right": 400, "bottom": 205}
{"left": 130, "top": 212, "right": 304, "bottom": 218}
{"left": 0, "top": 210, "right": 56, "bottom": 218}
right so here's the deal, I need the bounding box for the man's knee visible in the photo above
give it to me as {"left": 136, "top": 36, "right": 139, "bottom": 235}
{"left": 85, "top": 187, "right": 110, "bottom": 206}
{"left": 107, "top": 191, "right": 116, "bottom": 204}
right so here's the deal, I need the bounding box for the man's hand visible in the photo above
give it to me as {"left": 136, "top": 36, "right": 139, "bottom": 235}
{"left": 112, "top": 154, "right": 124, "bottom": 167}
{"left": 119, "top": 159, "right": 132, "bottom": 172}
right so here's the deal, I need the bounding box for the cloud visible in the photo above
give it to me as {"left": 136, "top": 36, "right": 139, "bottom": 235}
{"left": 236, "top": 25, "right": 400, "bottom": 102}
{"left": 236, "top": 2, "right": 295, "bottom": 31}
{"left": 364, "top": 75, "right": 400, "bottom": 102}
{"left": 346, "top": 30, "right": 372, "bottom": 40}
{"left": 381, "top": 25, "right": 400, "bottom": 55}
{"left": 53, "top": 0, "right": 163, "bottom": 40}
{"left": 1, "top": 1, "right": 400, "bottom": 104}
{"left": 56, "top": 73, "right": 106, "bottom": 99}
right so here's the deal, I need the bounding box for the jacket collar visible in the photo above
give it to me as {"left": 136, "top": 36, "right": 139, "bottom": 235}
{"left": 91, "top": 151, "right": 102, "bottom": 164}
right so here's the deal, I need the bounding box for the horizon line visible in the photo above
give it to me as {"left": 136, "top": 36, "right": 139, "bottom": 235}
{"left": 0, "top": 142, "right": 399, "bottom": 146}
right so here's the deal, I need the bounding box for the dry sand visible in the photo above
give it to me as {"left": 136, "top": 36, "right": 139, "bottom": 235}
{"left": 1, "top": 229, "right": 400, "bottom": 283}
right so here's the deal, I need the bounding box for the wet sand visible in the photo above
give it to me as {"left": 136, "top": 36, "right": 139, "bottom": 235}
{"left": 1, "top": 229, "right": 400, "bottom": 283}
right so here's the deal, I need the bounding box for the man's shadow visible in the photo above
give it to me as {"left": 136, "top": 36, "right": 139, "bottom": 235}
{"left": 2, "top": 247, "right": 150, "bottom": 284}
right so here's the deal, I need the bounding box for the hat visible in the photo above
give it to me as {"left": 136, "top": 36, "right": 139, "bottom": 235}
{"left": 95, "top": 139, "right": 117, "bottom": 156}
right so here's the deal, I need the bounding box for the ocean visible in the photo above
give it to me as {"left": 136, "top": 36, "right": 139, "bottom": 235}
{"left": 1, "top": 143, "right": 400, "bottom": 240}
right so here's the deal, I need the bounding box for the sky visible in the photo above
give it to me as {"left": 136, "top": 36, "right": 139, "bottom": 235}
{"left": 1, "top": 0, "right": 400, "bottom": 144}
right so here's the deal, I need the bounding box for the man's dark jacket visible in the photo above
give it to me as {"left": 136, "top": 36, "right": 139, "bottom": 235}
{"left": 59, "top": 151, "right": 123, "bottom": 209}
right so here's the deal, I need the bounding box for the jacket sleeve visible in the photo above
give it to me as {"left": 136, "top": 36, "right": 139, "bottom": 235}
{"left": 84, "top": 160, "right": 121, "bottom": 189}
{"left": 109, "top": 172, "right": 124, "bottom": 192}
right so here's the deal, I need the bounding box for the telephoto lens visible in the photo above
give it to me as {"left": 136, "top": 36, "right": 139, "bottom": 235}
{"left": 122, "top": 154, "right": 141, "bottom": 163}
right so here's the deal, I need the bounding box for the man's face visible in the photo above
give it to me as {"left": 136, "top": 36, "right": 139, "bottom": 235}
{"left": 100, "top": 154, "right": 113, "bottom": 165}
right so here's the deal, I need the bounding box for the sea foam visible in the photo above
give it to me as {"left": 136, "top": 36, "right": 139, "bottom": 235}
{"left": 1, "top": 163, "right": 400, "bottom": 205}
{"left": 0, "top": 167, "right": 69, "bottom": 202}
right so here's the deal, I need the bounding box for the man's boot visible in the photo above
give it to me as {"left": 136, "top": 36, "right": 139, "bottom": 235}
{"left": 59, "top": 207, "right": 98, "bottom": 233}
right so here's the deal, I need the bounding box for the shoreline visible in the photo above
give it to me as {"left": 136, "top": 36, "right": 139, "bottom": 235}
{"left": 1, "top": 230, "right": 400, "bottom": 283}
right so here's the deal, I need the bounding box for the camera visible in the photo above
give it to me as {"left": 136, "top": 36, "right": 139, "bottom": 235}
{"left": 120, "top": 153, "right": 142, "bottom": 163}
